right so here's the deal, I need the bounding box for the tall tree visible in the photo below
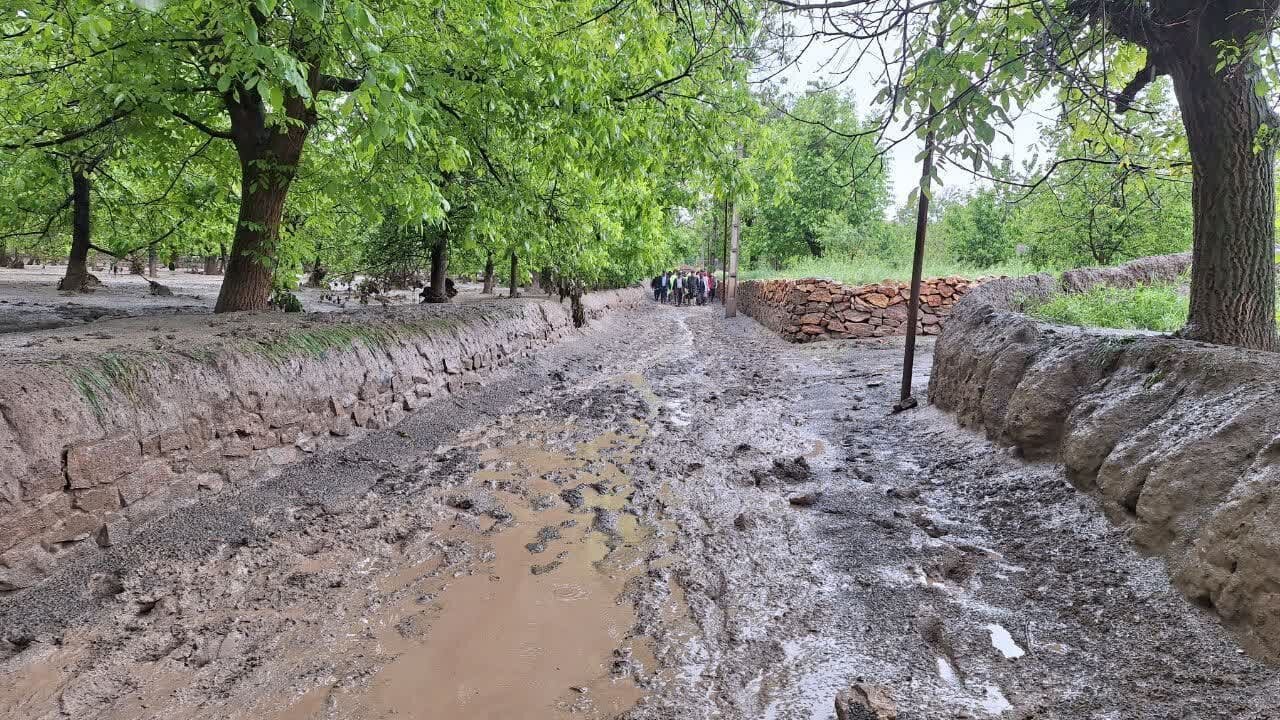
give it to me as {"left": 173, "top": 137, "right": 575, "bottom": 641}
{"left": 769, "top": 0, "right": 1280, "bottom": 349}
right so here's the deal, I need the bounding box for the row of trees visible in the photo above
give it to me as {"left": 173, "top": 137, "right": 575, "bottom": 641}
{"left": 2, "top": 0, "right": 761, "bottom": 314}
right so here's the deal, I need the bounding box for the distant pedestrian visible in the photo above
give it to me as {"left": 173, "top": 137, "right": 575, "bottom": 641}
{"left": 673, "top": 272, "right": 685, "bottom": 306}
{"left": 651, "top": 274, "right": 662, "bottom": 301}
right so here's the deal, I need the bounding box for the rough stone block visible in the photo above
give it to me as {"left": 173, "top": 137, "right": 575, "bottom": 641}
{"left": 74, "top": 486, "right": 121, "bottom": 513}
{"left": 118, "top": 460, "right": 176, "bottom": 506}
{"left": 65, "top": 433, "right": 141, "bottom": 489}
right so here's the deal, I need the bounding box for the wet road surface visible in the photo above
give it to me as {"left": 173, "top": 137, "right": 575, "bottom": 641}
{"left": 2, "top": 302, "right": 1278, "bottom": 719}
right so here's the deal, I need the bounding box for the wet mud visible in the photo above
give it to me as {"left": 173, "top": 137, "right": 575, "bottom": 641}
{"left": 2, "top": 303, "right": 1278, "bottom": 719}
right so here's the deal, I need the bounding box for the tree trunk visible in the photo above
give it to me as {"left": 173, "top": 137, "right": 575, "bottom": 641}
{"left": 508, "top": 251, "right": 518, "bottom": 298}
{"left": 481, "top": 252, "right": 495, "bottom": 294}
{"left": 59, "top": 165, "right": 92, "bottom": 292}
{"left": 1169, "top": 50, "right": 1277, "bottom": 350}
{"left": 423, "top": 231, "right": 450, "bottom": 303}
{"left": 215, "top": 85, "right": 312, "bottom": 313}
{"left": 570, "top": 290, "right": 586, "bottom": 328}
{"left": 203, "top": 255, "right": 220, "bottom": 275}
{"left": 218, "top": 243, "right": 226, "bottom": 274}
{"left": 147, "top": 245, "right": 158, "bottom": 278}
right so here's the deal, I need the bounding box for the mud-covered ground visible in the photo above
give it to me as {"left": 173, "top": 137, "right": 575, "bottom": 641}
{"left": 1, "top": 302, "right": 1277, "bottom": 719}
{"left": 0, "top": 266, "right": 494, "bottom": 334}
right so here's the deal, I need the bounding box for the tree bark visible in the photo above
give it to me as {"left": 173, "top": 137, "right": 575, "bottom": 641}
{"left": 570, "top": 289, "right": 586, "bottom": 327}
{"left": 147, "top": 245, "right": 158, "bottom": 278}
{"left": 508, "top": 251, "right": 518, "bottom": 298}
{"left": 203, "top": 255, "right": 220, "bottom": 275}
{"left": 59, "top": 165, "right": 92, "bottom": 292}
{"left": 481, "top": 252, "right": 495, "bottom": 294}
{"left": 214, "top": 71, "right": 315, "bottom": 312}
{"left": 423, "top": 230, "right": 450, "bottom": 303}
{"left": 1168, "top": 48, "right": 1277, "bottom": 350}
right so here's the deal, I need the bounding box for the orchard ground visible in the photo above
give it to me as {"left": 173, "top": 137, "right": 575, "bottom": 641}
{"left": 0, "top": 298, "right": 1276, "bottom": 720}
{"left": 0, "top": 265, "right": 482, "bottom": 335}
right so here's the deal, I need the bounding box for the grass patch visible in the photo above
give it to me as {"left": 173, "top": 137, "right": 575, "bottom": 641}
{"left": 69, "top": 352, "right": 155, "bottom": 421}
{"left": 741, "top": 256, "right": 1037, "bottom": 286}
{"left": 1028, "top": 283, "right": 1189, "bottom": 332}
{"left": 247, "top": 317, "right": 459, "bottom": 364}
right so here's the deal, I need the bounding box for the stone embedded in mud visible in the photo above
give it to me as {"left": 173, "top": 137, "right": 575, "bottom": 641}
{"left": 772, "top": 456, "right": 812, "bottom": 483}
{"left": 835, "top": 682, "right": 897, "bottom": 720}
{"left": 788, "top": 491, "right": 821, "bottom": 507}
{"left": 65, "top": 433, "right": 141, "bottom": 488}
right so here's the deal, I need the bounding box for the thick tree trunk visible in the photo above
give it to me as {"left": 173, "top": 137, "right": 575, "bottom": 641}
{"left": 215, "top": 165, "right": 295, "bottom": 312}
{"left": 215, "top": 85, "right": 312, "bottom": 313}
{"left": 1169, "top": 51, "right": 1277, "bottom": 350}
{"left": 508, "top": 251, "right": 518, "bottom": 298}
{"left": 147, "top": 246, "right": 158, "bottom": 278}
{"left": 481, "top": 252, "right": 495, "bottom": 294}
{"left": 204, "top": 255, "right": 220, "bottom": 275}
{"left": 59, "top": 166, "right": 92, "bottom": 292}
{"left": 423, "top": 231, "right": 450, "bottom": 303}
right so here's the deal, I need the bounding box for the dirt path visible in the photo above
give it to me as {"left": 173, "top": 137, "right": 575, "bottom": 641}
{"left": 1, "top": 303, "right": 1277, "bottom": 719}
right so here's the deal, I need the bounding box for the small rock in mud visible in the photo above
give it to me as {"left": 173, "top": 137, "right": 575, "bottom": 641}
{"left": 733, "top": 513, "right": 754, "bottom": 531}
{"left": 788, "top": 492, "right": 822, "bottom": 508}
{"left": 592, "top": 508, "right": 620, "bottom": 536}
{"left": 835, "top": 682, "right": 897, "bottom": 720}
{"left": 772, "top": 456, "right": 811, "bottom": 483}
{"left": 559, "top": 487, "right": 586, "bottom": 509}
{"left": 444, "top": 495, "right": 474, "bottom": 511}
{"left": 887, "top": 486, "right": 921, "bottom": 502}
{"left": 530, "top": 561, "right": 562, "bottom": 575}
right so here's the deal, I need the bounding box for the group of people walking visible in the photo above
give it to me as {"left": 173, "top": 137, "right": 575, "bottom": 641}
{"left": 651, "top": 269, "right": 716, "bottom": 306}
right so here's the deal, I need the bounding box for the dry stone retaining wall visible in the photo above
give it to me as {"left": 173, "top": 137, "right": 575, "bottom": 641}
{"left": 738, "top": 276, "right": 979, "bottom": 343}
{"left": 927, "top": 253, "right": 1280, "bottom": 659}
{"left": 0, "top": 289, "right": 645, "bottom": 591}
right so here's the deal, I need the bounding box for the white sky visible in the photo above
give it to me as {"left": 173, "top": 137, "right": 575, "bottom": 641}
{"left": 764, "top": 24, "right": 1050, "bottom": 210}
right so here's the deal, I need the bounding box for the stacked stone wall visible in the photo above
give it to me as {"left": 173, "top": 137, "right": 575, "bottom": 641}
{"left": 0, "top": 288, "right": 645, "bottom": 590}
{"left": 738, "top": 276, "right": 979, "bottom": 343}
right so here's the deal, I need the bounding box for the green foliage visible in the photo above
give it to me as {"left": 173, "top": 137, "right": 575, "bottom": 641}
{"left": 1028, "top": 284, "right": 1189, "bottom": 332}
{"left": 739, "top": 91, "right": 890, "bottom": 268}
{"left": 942, "top": 188, "right": 1014, "bottom": 267}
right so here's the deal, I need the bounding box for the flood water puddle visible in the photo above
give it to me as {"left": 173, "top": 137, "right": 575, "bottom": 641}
{"left": 271, "top": 401, "right": 671, "bottom": 719}
{"left": 985, "top": 624, "right": 1025, "bottom": 660}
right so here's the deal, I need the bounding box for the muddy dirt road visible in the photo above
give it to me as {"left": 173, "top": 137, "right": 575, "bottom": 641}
{"left": 2, "top": 303, "right": 1277, "bottom": 719}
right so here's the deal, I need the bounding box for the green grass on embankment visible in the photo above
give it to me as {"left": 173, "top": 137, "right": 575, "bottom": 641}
{"left": 1027, "top": 283, "right": 1190, "bottom": 333}
{"left": 740, "top": 256, "right": 1037, "bottom": 287}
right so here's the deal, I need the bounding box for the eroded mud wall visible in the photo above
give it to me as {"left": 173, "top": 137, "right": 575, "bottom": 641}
{"left": 926, "top": 254, "right": 1280, "bottom": 658}
{"left": 0, "top": 289, "right": 645, "bottom": 590}
{"left": 738, "top": 276, "right": 979, "bottom": 343}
